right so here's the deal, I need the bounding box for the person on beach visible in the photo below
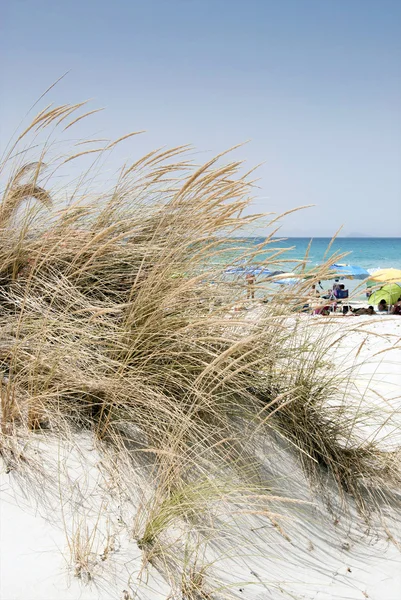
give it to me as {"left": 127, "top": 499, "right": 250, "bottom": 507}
{"left": 391, "top": 297, "right": 401, "bottom": 315}
{"left": 353, "top": 305, "right": 375, "bottom": 316}
{"left": 324, "top": 280, "right": 340, "bottom": 300}
{"left": 377, "top": 299, "right": 388, "bottom": 312}
{"left": 313, "top": 304, "right": 331, "bottom": 315}
{"left": 334, "top": 284, "right": 348, "bottom": 298}
{"left": 246, "top": 273, "right": 256, "bottom": 299}
{"left": 306, "top": 284, "right": 321, "bottom": 309}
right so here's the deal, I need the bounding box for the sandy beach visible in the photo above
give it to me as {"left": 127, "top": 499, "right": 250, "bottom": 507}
{"left": 1, "top": 313, "right": 400, "bottom": 600}
{"left": 2, "top": 0, "right": 400, "bottom": 595}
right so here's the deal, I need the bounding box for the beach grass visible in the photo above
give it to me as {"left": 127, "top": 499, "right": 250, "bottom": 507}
{"left": 1, "top": 102, "right": 400, "bottom": 598}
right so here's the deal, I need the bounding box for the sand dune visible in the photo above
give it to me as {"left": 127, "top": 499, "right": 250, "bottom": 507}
{"left": 2, "top": 315, "right": 400, "bottom": 600}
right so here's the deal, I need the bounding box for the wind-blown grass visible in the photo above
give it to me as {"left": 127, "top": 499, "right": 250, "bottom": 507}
{"left": 0, "top": 101, "right": 400, "bottom": 598}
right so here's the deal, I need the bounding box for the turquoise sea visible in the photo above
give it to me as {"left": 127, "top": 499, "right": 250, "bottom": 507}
{"left": 218, "top": 237, "right": 400, "bottom": 300}
{"left": 233, "top": 237, "right": 401, "bottom": 272}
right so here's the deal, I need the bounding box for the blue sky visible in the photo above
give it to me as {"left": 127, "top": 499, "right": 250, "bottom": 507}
{"left": 1, "top": 0, "right": 400, "bottom": 236}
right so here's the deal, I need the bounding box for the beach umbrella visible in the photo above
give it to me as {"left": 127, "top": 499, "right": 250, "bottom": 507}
{"left": 266, "top": 270, "right": 285, "bottom": 278}
{"left": 368, "top": 268, "right": 401, "bottom": 284}
{"left": 368, "top": 283, "right": 401, "bottom": 306}
{"left": 271, "top": 272, "right": 300, "bottom": 285}
{"left": 328, "top": 264, "right": 370, "bottom": 279}
{"left": 244, "top": 266, "right": 273, "bottom": 276}
{"left": 224, "top": 265, "right": 283, "bottom": 276}
{"left": 224, "top": 267, "right": 245, "bottom": 275}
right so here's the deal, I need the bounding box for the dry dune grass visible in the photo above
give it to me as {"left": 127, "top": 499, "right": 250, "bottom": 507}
{"left": 255, "top": 323, "right": 401, "bottom": 518}
{"left": 0, "top": 102, "right": 400, "bottom": 596}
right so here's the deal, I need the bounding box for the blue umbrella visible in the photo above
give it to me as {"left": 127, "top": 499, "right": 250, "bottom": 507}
{"left": 271, "top": 273, "right": 300, "bottom": 285}
{"left": 224, "top": 265, "right": 282, "bottom": 276}
{"left": 244, "top": 267, "right": 280, "bottom": 276}
{"left": 224, "top": 266, "right": 246, "bottom": 274}
{"left": 328, "top": 264, "right": 369, "bottom": 279}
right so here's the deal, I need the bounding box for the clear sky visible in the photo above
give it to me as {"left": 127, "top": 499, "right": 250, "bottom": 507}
{"left": 1, "top": 0, "right": 400, "bottom": 236}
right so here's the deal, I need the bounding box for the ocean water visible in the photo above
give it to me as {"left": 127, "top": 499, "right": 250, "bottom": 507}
{"left": 229, "top": 237, "right": 401, "bottom": 272}
{"left": 216, "top": 237, "right": 400, "bottom": 300}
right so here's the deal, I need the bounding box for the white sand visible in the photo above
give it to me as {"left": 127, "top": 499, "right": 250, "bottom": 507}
{"left": 1, "top": 316, "right": 401, "bottom": 600}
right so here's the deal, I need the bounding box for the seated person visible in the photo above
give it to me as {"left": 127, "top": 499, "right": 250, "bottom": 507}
{"left": 336, "top": 284, "right": 349, "bottom": 299}
{"left": 377, "top": 299, "right": 388, "bottom": 312}
{"left": 313, "top": 304, "right": 331, "bottom": 315}
{"left": 353, "top": 305, "right": 375, "bottom": 316}
{"left": 391, "top": 297, "right": 401, "bottom": 315}
{"left": 324, "top": 280, "right": 340, "bottom": 300}
{"left": 343, "top": 305, "right": 354, "bottom": 315}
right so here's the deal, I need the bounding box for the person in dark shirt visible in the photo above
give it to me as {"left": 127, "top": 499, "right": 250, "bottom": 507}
{"left": 377, "top": 299, "right": 388, "bottom": 312}
{"left": 391, "top": 297, "right": 401, "bottom": 315}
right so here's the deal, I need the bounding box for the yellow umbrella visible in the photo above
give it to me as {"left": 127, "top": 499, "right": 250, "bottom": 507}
{"left": 369, "top": 268, "right": 401, "bottom": 283}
